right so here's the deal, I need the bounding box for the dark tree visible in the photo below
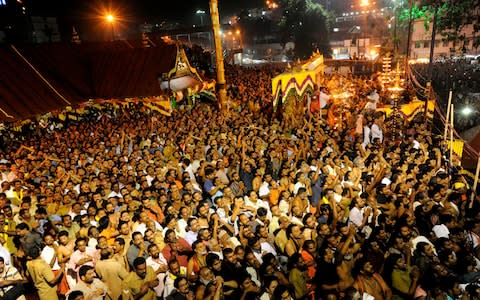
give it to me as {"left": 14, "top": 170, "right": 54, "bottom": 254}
{"left": 278, "top": 0, "right": 332, "bottom": 59}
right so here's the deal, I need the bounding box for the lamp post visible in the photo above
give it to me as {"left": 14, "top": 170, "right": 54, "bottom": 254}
{"left": 106, "top": 14, "right": 115, "bottom": 41}
{"left": 393, "top": 6, "right": 398, "bottom": 56}
{"left": 428, "top": 4, "right": 439, "bottom": 81}
{"left": 196, "top": 10, "right": 206, "bottom": 26}
{"left": 236, "top": 29, "right": 242, "bottom": 49}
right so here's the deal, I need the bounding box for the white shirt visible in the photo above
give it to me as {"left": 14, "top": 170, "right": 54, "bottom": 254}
{"left": 252, "top": 242, "right": 277, "bottom": 264}
{"left": 258, "top": 182, "right": 270, "bottom": 198}
{"left": 278, "top": 200, "right": 289, "bottom": 216}
{"left": 146, "top": 255, "right": 168, "bottom": 297}
{"left": 293, "top": 182, "right": 306, "bottom": 195}
{"left": 146, "top": 175, "right": 155, "bottom": 187}
{"left": 0, "top": 244, "right": 11, "bottom": 265}
{"left": 432, "top": 224, "right": 450, "bottom": 239}
{"left": 319, "top": 91, "right": 330, "bottom": 108}
{"left": 371, "top": 123, "right": 383, "bottom": 143}
{"left": 362, "top": 126, "right": 371, "bottom": 149}
{"left": 107, "top": 191, "right": 123, "bottom": 199}
{"left": 41, "top": 245, "right": 61, "bottom": 271}
{"left": 133, "top": 221, "right": 162, "bottom": 236}
{"left": 349, "top": 207, "right": 365, "bottom": 228}
{"left": 69, "top": 278, "right": 107, "bottom": 300}
{"left": 184, "top": 231, "right": 198, "bottom": 246}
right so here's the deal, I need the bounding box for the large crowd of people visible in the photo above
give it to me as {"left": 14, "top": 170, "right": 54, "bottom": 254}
{"left": 0, "top": 64, "right": 479, "bottom": 300}
{"left": 411, "top": 60, "right": 480, "bottom": 131}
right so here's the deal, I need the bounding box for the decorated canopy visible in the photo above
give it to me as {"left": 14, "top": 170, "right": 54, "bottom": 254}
{"left": 271, "top": 51, "right": 325, "bottom": 110}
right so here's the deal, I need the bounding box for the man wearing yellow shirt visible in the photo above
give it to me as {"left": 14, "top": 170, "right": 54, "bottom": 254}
{"left": 58, "top": 215, "right": 80, "bottom": 240}
{"left": 26, "top": 247, "right": 65, "bottom": 300}
{"left": 122, "top": 257, "right": 159, "bottom": 300}
{"left": 0, "top": 212, "right": 17, "bottom": 255}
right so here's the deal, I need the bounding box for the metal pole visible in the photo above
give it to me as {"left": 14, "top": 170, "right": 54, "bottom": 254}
{"left": 450, "top": 104, "right": 454, "bottom": 164}
{"left": 393, "top": 6, "right": 398, "bottom": 57}
{"left": 428, "top": 6, "right": 438, "bottom": 81}
{"left": 443, "top": 90, "right": 452, "bottom": 141}
{"left": 471, "top": 155, "right": 480, "bottom": 201}
{"left": 405, "top": 0, "right": 413, "bottom": 61}
{"left": 209, "top": 0, "right": 227, "bottom": 112}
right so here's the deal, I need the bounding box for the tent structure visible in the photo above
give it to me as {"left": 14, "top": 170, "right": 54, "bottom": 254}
{"left": 0, "top": 39, "right": 212, "bottom": 122}
{"left": 271, "top": 51, "right": 325, "bottom": 110}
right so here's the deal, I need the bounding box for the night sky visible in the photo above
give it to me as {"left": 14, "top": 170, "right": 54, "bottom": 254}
{"left": 27, "top": 0, "right": 265, "bottom": 23}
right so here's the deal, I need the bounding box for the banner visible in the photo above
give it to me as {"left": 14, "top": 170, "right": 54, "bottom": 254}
{"left": 447, "top": 139, "right": 465, "bottom": 158}
{"left": 378, "top": 100, "right": 435, "bottom": 122}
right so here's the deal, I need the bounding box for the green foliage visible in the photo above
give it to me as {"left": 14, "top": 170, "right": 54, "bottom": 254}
{"left": 416, "top": 0, "right": 479, "bottom": 38}
{"left": 278, "top": 0, "right": 332, "bottom": 59}
{"left": 397, "top": 0, "right": 479, "bottom": 53}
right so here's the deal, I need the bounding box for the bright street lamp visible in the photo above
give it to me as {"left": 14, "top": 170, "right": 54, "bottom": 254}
{"left": 196, "top": 9, "right": 206, "bottom": 26}
{"left": 462, "top": 106, "right": 473, "bottom": 116}
{"left": 105, "top": 14, "right": 115, "bottom": 41}
{"left": 360, "top": 0, "right": 370, "bottom": 6}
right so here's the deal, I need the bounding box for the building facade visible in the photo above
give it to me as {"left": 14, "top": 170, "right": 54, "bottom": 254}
{"left": 409, "top": 20, "right": 480, "bottom": 60}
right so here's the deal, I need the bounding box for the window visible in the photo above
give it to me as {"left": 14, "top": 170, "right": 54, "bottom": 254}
{"left": 442, "top": 40, "right": 449, "bottom": 47}
{"left": 424, "top": 41, "right": 430, "bottom": 48}
{"left": 415, "top": 41, "right": 421, "bottom": 48}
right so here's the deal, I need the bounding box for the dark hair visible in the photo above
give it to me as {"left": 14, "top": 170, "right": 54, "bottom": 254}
{"left": 35, "top": 207, "right": 47, "bottom": 215}
{"left": 133, "top": 257, "right": 146, "bottom": 268}
{"left": 15, "top": 223, "right": 29, "bottom": 231}
{"left": 247, "top": 237, "right": 258, "bottom": 247}
{"left": 97, "top": 216, "right": 110, "bottom": 232}
{"left": 100, "top": 248, "right": 111, "bottom": 260}
{"left": 287, "top": 253, "right": 302, "bottom": 270}
{"left": 174, "top": 276, "right": 188, "bottom": 289}
{"left": 114, "top": 237, "right": 125, "bottom": 246}
{"left": 302, "top": 240, "right": 315, "bottom": 251}
{"left": 131, "top": 231, "right": 143, "bottom": 240}
{"left": 75, "top": 237, "right": 88, "bottom": 246}
{"left": 68, "top": 290, "right": 84, "bottom": 300}
{"left": 286, "top": 224, "right": 298, "bottom": 238}
{"left": 297, "top": 187, "right": 307, "bottom": 195}
{"left": 57, "top": 230, "right": 69, "bottom": 238}
{"left": 163, "top": 214, "right": 176, "bottom": 228}
{"left": 164, "top": 229, "right": 175, "bottom": 241}
{"left": 257, "top": 207, "right": 267, "bottom": 217}
{"left": 147, "top": 243, "right": 158, "bottom": 252}
{"left": 262, "top": 276, "right": 278, "bottom": 292}
{"left": 117, "top": 221, "right": 128, "bottom": 230}
{"left": 168, "top": 258, "right": 179, "bottom": 268}
{"left": 222, "top": 247, "right": 234, "bottom": 257}
{"left": 191, "top": 240, "right": 202, "bottom": 252}
{"left": 206, "top": 253, "right": 220, "bottom": 267}
{"left": 187, "top": 217, "right": 197, "bottom": 228}
{"left": 273, "top": 285, "right": 291, "bottom": 299}
{"left": 415, "top": 242, "right": 430, "bottom": 256}
{"left": 78, "top": 265, "right": 93, "bottom": 278}
{"left": 302, "top": 213, "right": 313, "bottom": 225}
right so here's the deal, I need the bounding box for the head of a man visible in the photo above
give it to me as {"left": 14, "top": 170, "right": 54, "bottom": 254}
{"left": 78, "top": 265, "right": 95, "bottom": 284}
{"left": 133, "top": 257, "right": 148, "bottom": 279}
{"left": 0, "top": 256, "right": 5, "bottom": 273}
{"left": 174, "top": 276, "right": 190, "bottom": 295}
